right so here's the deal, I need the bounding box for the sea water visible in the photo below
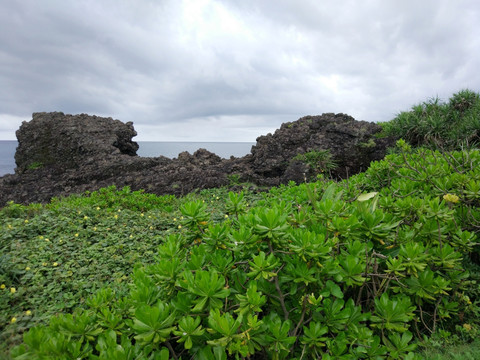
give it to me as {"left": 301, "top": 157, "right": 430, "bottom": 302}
{"left": 0, "top": 141, "right": 255, "bottom": 176}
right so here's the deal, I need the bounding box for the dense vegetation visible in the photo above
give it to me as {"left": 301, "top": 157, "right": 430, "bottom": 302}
{"left": 1, "top": 90, "right": 480, "bottom": 359}
{"left": 381, "top": 89, "right": 480, "bottom": 150}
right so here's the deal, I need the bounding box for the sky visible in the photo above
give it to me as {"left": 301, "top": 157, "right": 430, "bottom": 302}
{"left": 1, "top": 0, "right": 479, "bottom": 142}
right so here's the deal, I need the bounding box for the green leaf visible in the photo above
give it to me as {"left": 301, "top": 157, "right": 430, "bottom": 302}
{"left": 357, "top": 192, "right": 378, "bottom": 201}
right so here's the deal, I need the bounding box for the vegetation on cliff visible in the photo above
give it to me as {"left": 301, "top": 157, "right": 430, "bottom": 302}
{"left": 0, "top": 90, "right": 479, "bottom": 359}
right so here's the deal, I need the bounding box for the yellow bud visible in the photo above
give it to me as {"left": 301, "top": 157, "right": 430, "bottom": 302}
{"left": 443, "top": 194, "right": 460, "bottom": 204}
{"left": 53, "top": 262, "right": 58, "bottom": 267}
{"left": 74, "top": 233, "right": 79, "bottom": 237}
{"left": 11, "top": 317, "right": 16, "bottom": 324}
{"left": 25, "top": 267, "right": 30, "bottom": 271}
{"left": 96, "top": 206, "right": 100, "bottom": 210}
{"left": 24, "top": 219, "right": 28, "bottom": 223}
{"left": 25, "top": 310, "right": 32, "bottom": 316}
{"left": 10, "top": 287, "right": 16, "bottom": 294}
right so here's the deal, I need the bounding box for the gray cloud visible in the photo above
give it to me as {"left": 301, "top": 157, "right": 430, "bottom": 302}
{"left": 1, "top": 0, "right": 479, "bottom": 141}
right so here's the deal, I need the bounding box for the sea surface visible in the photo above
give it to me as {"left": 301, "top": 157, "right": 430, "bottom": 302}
{"left": 0, "top": 141, "right": 255, "bottom": 177}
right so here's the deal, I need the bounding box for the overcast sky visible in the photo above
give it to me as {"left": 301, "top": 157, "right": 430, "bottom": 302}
{"left": 1, "top": 0, "right": 479, "bottom": 141}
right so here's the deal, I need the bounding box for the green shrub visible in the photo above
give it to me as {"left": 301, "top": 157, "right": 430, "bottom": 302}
{"left": 3, "top": 144, "right": 480, "bottom": 359}
{"left": 293, "top": 149, "right": 338, "bottom": 179}
{"left": 381, "top": 89, "right": 480, "bottom": 150}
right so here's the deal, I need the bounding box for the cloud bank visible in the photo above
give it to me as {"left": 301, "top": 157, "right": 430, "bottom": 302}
{"left": 1, "top": 0, "right": 479, "bottom": 140}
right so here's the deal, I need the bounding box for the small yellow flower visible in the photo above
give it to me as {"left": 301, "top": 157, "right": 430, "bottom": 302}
{"left": 25, "top": 266, "right": 30, "bottom": 271}
{"left": 45, "top": 238, "right": 50, "bottom": 242}
{"left": 24, "top": 219, "right": 29, "bottom": 223}
{"left": 93, "top": 227, "right": 97, "bottom": 231}
{"left": 59, "top": 239, "right": 63, "bottom": 244}
{"left": 149, "top": 226, "right": 153, "bottom": 230}
{"left": 148, "top": 215, "right": 152, "bottom": 219}
{"left": 42, "top": 262, "right": 48, "bottom": 266}
{"left": 83, "top": 216, "right": 88, "bottom": 220}
{"left": 7, "top": 224, "right": 13, "bottom": 229}
{"left": 96, "top": 206, "right": 100, "bottom": 210}
{"left": 10, "top": 287, "right": 16, "bottom": 294}
{"left": 117, "top": 209, "right": 121, "bottom": 212}
{"left": 224, "top": 215, "right": 229, "bottom": 218}
{"left": 443, "top": 194, "right": 459, "bottom": 203}
{"left": 39, "top": 235, "right": 44, "bottom": 239}
{"left": 463, "top": 323, "right": 472, "bottom": 331}
{"left": 216, "top": 196, "right": 219, "bottom": 200}
{"left": 25, "top": 310, "right": 32, "bottom": 316}
{"left": 11, "top": 317, "right": 16, "bottom": 324}
{"left": 173, "top": 218, "right": 177, "bottom": 221}
{"left": 114, "top": 214, "right": 118, "bottom": 219}
{"left": 53, "top": 262, "right": 58, "bottom": 267}
{"left": 0, "top": 284, "right": 5, "bottom": 289}
{"left": 74, "top": 233, "right": 79, "bottom": 237}
{"left": 129, "top": 235, "right": 133, "bottom": 238}
{"left": 178, "top": 225, "right": 182, "bottom": 229}
{"left": 140, "top": 213, "right": 144, "bottom": 217}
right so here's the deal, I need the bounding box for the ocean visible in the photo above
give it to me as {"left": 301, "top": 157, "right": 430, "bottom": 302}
{"left": 0, "top": 141, "right": 255, "bottom": 177}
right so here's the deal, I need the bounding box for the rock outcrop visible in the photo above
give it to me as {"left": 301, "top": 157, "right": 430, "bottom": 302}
{"left": 0, "top": 112, "right": 395, "bottom": 206}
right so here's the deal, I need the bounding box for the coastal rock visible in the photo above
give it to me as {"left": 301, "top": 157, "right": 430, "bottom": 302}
{"left": 249, "top": 113, "right": 393, "bottom": 181}
{"left": 0, "top": 112, "right": 395, "bottom": 206}
{"left": 14, "top": 112, "right": 139, "bottom": 173}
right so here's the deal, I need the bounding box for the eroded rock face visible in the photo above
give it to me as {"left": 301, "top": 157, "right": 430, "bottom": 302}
{"left": 15, "top": 112, "right": 139, "bottom": 173}
{"left": 250, "top": 113, "right": 393, "bottom": 181}
{"left": 0, "top": 112, "right": 395, "bottom": 206}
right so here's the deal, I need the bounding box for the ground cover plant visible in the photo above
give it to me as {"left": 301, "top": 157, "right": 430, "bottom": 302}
{"left": 1, "top": 142, "right": 479, "bottom": 359}
{"left": 1, "top": 90, "right": 479, "bottom": 358}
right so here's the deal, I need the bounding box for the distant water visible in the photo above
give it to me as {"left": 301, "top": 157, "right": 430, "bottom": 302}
{"left": 0, "top": 141, "right": 255, "bottom": 176}
{"left": 0, "top": 141, "right": 17, "bottom": 176}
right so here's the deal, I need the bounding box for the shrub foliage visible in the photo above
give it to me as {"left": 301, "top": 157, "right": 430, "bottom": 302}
{"left": 1, "top": 141, "right": 479, "bottom": 359}
{"left": 381, "top": 89, "right": 480, "bottom": 150}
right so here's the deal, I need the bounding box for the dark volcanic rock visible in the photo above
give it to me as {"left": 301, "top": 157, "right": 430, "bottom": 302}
{"left": 15, "top": 112, "right": 139, "bottom": 173}
{"left": 0, "top": 112, "right": 395, "bottom": 206}
{"left": 250, "top": 113, "right": 393, "bottom": 181}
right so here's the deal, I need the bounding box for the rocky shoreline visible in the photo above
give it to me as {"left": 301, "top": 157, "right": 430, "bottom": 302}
{"left": 0, "top": 112, "right": 395, "bottom": 206}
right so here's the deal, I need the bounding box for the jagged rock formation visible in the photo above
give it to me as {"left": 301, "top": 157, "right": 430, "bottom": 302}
{"left": 250, "top": 113, "right": 393, "bottom": 181}
{"left": 0, "top": 112, "right": 395, "bottom": 206}
{"left": 15, "top": 112, "right": 139, "bottom": 173}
